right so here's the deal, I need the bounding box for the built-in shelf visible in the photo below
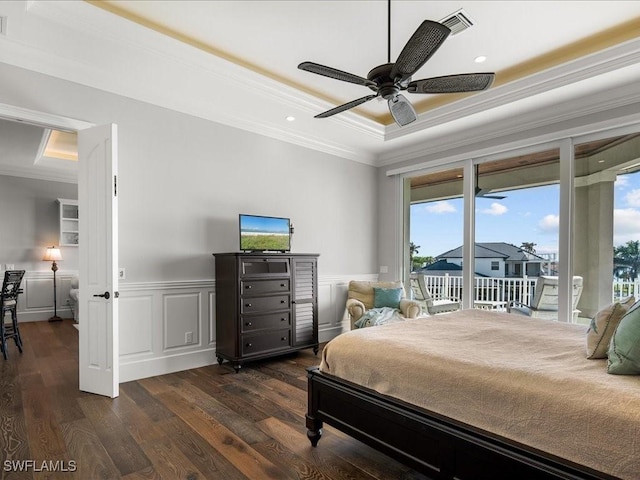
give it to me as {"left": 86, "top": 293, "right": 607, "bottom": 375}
{"left": 58, "top": 198, "right": 78, "bottom": 246}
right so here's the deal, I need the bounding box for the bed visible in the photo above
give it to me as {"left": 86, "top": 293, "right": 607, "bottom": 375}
{"left": 306, "top": 310, "right": 640, "bottom": 480}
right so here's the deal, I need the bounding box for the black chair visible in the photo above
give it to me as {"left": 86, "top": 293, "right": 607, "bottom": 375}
{"left": 1, "top": 270, "right": 26, "bottom": 359}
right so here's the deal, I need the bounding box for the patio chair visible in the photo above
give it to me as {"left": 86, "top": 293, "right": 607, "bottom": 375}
{"left": 508, "top": 276, "right": 583, "bottom": 321}
{"left": 410, "top": 274, "right": 460, "bottom": 315}
{"left": 346, "top": 280, "right": 421, "bottom": 329}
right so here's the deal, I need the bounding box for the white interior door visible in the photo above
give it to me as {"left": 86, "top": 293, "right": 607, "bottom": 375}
{"left": 78, "top": 124, "right": 119, "bottom": 398}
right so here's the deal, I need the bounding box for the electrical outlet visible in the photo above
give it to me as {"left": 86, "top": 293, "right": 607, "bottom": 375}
{"left": 185, "top": 331, "right": 193, "bottom": 344}
{"left": 118, "top": 268, "right": 126, "bottom": 280}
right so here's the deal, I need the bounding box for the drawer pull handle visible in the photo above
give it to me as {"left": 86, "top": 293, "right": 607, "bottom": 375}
{"left": 246, "top": 343, "right": 252, "bottom": 348}
{"left": 281, "top": 337, "right": 287, "bottom": 341}
{"left": 245, "top": 322, "right": 252, "bottom": 327}
{"left": 281, "top": 318, "right": 285, "bottom": 322}
{"left": 281, "top": 283, "right": 286, "bottom": 287}
{"left": 280, "top": 300, "right": 286, "bottom": 304}
{"left": 246, "top": 285, "right": 252, "bottom": 289}
{"left": 245, "top": 303, "right": 252, "bottom": 307}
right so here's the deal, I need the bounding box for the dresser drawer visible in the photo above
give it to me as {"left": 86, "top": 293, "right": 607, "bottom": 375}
{"left": 241, "top": 279, "right": 290, "bottom": 294}
{"left": 241, "top": 257, "right": 290, "bottom": 276}
{"left": 242, "top": 312, "right": 290, "bottom": 333}
{"left": 241, "top": 295, "right": 289, "bottom": 314}
{"left": 242, "top": 329, "right": 291, "bottom": 356}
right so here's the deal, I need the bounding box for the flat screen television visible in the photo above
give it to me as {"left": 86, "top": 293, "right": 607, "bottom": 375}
{"left": 239, "top": 214, "right": 291, "bottom": 252}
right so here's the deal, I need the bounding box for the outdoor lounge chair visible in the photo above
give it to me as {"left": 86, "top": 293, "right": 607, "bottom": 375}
{"left": 410, "top": 274, "right": 460, "bottom": 315}
{"left": 508, "top": 275, "right": 583, "bottom": 321}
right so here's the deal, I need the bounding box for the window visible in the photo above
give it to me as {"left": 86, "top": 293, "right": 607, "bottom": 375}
{"left": 410, "top": 166, "right": 464, "bottom": 304}
{"left": 403, "top": 126, "right": 640, "bottom": 322}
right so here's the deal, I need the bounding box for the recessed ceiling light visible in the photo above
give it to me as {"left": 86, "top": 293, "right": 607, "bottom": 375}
{"left": 475, "top": 55, "right": 487, "bottom": 63}
{"left": 286, "top": 116, "right": 295, "bottom": 122}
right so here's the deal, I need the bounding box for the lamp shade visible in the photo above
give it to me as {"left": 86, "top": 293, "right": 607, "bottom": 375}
{"left": 43, "top": 246, "right": 62, "bottom": 262}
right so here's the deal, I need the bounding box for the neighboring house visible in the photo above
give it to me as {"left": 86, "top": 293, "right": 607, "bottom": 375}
{"left": 436, "top": 243, "right": 547, "bottom": 278}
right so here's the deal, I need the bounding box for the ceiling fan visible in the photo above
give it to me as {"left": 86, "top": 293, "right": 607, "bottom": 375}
{"left": 475, "top": 168, "right": 506, "bottom": 200}
{"left": 298, "top": 1, "right": 495, "bottom": 127}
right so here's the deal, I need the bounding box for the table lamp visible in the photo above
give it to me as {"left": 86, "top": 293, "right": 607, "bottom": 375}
{"left": 43, "top": 246, "right": 63, "bottom": 322}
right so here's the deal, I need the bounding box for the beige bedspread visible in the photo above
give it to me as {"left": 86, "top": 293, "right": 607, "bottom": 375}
{"left": 320, "top": 310, "right": 640, "bottom": 479}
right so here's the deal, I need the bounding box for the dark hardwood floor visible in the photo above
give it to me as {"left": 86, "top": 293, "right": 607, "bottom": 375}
{"left": 1, "top": 319, "right": 427, "bottom": 480}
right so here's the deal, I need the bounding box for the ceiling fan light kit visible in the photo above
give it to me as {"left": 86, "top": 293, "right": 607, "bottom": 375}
{"left": 298, "top": 2, "right": 495, "bottom": 127}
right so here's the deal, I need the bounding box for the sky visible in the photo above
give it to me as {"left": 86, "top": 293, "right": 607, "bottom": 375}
{"left": 410, "top": 171, "right": 640, "bottom": 259}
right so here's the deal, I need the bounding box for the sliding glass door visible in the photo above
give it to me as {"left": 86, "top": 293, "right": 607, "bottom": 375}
{"left": 409, "top": 166, "right": 465, "bottom": 306}
{"left": 474, "top": 151, "right": 560, "bottom": 317}
{"left": 404, "top": 125, "right": 640, "bottom": 323}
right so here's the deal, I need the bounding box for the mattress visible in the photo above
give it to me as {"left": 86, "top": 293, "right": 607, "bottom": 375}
{"left": 320, "top": 310, "right": 640, "bottom": 479}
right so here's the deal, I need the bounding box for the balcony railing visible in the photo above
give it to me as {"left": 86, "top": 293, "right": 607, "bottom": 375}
{"left": 418, "top": 274, "right": 636, "bottom": 308}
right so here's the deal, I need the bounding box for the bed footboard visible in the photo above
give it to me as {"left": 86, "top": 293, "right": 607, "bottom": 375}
{"left": 306, "top": 367, "right": 614, "bottom": 480}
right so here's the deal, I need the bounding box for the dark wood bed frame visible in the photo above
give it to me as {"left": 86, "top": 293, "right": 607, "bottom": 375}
{"left": 306, "top": 367, "right": 617, "bottom": 480}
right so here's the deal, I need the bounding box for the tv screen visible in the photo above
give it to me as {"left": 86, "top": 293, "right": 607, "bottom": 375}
{"left": 239, "top": 214, "right": 291, "bottom": 252}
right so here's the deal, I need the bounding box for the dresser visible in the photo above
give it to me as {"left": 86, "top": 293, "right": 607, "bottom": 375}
{"left": 213, "top": 253, "right": 319, "bottom": 372}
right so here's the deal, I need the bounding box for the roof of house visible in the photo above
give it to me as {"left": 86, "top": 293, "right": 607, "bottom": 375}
{"left": 414, "top": 259, "right": 487, "bottom": 277}
{"left": 437, "top": 242, "right": 545, "bottom": 262}
{"left": 420, "top": 259, "right": 462, "bottom": 271}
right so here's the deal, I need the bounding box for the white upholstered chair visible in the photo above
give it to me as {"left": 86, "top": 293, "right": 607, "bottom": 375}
{"left": 410, "top": 274, "right": 460, "bottom": 315}
{"left": 346, "top": 280, "right": 421, "bottom": 329}
{"left": 508, "top": 276, "right": 583, "bottom": 321}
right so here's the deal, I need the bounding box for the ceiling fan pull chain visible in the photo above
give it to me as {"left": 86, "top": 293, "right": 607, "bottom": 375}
{"left": 387, "top": 0, "right": 391, "bottom": 63}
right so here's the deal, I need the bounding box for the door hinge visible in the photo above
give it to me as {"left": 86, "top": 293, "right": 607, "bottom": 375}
{"left": 114, "top": 175, "right": 117, "bottom": 197}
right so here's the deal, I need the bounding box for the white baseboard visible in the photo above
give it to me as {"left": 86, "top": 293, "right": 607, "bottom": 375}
{"left": 119, "top": 348, "right": 216, "bottom": 383}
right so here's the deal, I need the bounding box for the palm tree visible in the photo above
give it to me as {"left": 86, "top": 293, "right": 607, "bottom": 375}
{"left": 614, "top": 240, "right": 640, "bottom": 280}
{"left": 520, "top": 242, "right": 537, "bottom": 254}
{"left": 410, "top": 242, "right": 420, "bottom": 271}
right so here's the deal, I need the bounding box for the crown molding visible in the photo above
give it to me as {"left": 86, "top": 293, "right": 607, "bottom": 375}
{"left": 0, "top": 164, "right": 77, "bottom": 184}
{"left": 19, "top": 1, "right": 383, "bottom": 164}
{"left": 4, "top": 1, "right": 640, "bottom": 168}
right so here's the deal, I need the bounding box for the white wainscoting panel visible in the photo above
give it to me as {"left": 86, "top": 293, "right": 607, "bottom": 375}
{"left": 117, "top": 275, "right": 375, "bottom": 383}
{"left": 208, "top": 290, "right": 216, "bottom": 345}
{"left": 118, "top": 281, "right": 215, "bottom": 382}
{"left": 15, "top": 271, "right": 75, "bottom": 322}
{"left": 163, "top": 292, "right": 201, "bottom": 350}
{"left": 119, "top": 295, "right": 153, "bottom": 356}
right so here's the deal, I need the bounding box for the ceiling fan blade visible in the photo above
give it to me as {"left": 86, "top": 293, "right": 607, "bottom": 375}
{"left": 315, "top": 94, "right": 378, "bottom": 118}
{"left": 388, "top": 94, "right": 417, "bottom": 126}
{"left": 298, "top": 61, "right": 376, "bottom": 88}
{"left": 475, "top": 187, "right": 506, "bottom": 200}
{"left": 408, "top": 73, "right": 495, "bottom": 94}
{"left": 390, "top": 20, "right": 451, "bottom": 83}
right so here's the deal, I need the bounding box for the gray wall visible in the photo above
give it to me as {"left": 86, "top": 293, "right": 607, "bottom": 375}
{"left": 0, "top": 62, "right": 378, "bottom": 378}
{"left": 0, "top": 174, "right": 78, "bottom": 272}
{"left": 0, "top": 62, "right": 378, "bottom": 281}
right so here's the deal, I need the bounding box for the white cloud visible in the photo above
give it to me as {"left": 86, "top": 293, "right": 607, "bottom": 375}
{"left": 425, "top": 201, "right": 456, "bottom": 214}
{"left": 625, "top": 189, "right": 640, "bottom": 207}
{"left": 614, "top": 208, "right": 640, "bottom": 245}
{"left": 479, "top": 202, "right": 508, "bottom": 215}
{"left": 538, "top": 214, "right": 559, "bottom": 233}
{"left": 615, "top": 176, "right": 629, "bottom": 189}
